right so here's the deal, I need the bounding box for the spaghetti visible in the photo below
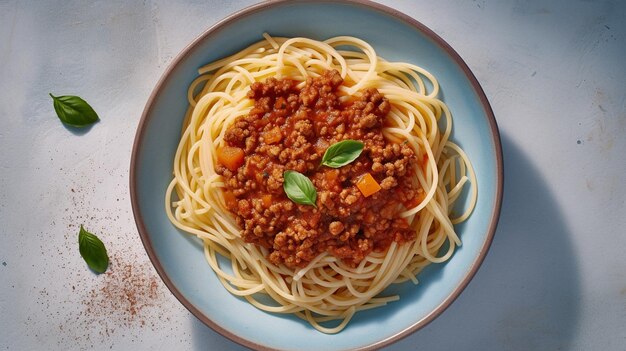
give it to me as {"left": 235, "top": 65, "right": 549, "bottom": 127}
{"left": 165, "top": 34, "right": 476, "bottom": 333}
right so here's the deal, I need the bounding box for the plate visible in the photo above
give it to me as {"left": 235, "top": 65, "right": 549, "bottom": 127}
{"left": 130, "top": 1, "right": 503, "bottom": 350}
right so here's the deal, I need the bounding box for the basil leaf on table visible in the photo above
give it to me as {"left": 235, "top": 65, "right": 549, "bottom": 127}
{"left": 283, "top": 170, "right": 317, "bottom": 207}
{"left": 321, "top": 140, "right": 364, "bottom": 168}
{"left": 49, "top": 94, "right": 100, "bottom": 127}
{"left": 78, "top": 225, "right": 109, "bottom": 274}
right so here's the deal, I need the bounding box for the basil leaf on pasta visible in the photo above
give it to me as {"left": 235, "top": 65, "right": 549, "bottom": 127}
{"left": 78, "top": 225, "right": 109, "bottom": 274}
{"left": 50, "top": 94, "right": 100, "bottom": 127}
{"left": 321, "top": 140, "right": 364, "bottom": 168}
{"left": 283, "top": 170, "right": 317, "bottom": 207}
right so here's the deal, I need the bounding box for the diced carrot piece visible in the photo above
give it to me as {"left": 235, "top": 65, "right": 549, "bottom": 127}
{"left": 356, "top": 173, "right": 382, "bottom": 198}
{"left": 222, "top": 191, "right": 237, "bottom": 210}
{"left": 261, "top": 194, "right": 273, "bottom": 208}
{"left": 217, "top": 146, "right": 245, "bottom": 171}
{"left": 262, "top": 127, "right": 282, "bottom": 144}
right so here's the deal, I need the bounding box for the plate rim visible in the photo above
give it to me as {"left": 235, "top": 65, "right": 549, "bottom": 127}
{"left": 129, "top": 1, "right": 504, "bottom": 350}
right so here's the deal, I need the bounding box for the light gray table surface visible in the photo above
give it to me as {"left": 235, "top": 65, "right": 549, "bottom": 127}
{"left": 1, "top": 1, "right": 625, "bottom": 350}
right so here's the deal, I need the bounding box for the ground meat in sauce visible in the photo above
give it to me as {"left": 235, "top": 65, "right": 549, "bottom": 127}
{"left": 216, "top": 70, "right": 422, "bottom": 268}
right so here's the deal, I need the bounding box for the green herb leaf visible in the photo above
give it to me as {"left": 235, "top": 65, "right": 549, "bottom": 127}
{"left": 50, "top": 94, "right": 99, "bottom": 127}
{"left": 78, "top": 225, "right": 109, "bottom": 274}
{"left": 321, "top": 140, "right": 364, "bottom": 168}
{"left": 283, "top": 170, "right": 317, "bottom": 207}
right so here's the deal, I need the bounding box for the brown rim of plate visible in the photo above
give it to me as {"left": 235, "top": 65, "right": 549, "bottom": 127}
{"left": 129, "top": 0, "right": 504, "bottom": 350}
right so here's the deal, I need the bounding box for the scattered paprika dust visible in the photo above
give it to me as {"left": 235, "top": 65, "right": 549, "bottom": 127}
{"left": 21, "top": 145, "right": 179, "bottom": 348}
{"left": 79, "top": 252, "right": 168, "bottom": 337}
{"left": 62, "top": 179, "right": 168, "bottom": 334}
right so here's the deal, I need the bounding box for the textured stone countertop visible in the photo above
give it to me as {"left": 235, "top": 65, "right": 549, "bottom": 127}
{"left": 1, "top": 1, "right": 625, "bottom": 350}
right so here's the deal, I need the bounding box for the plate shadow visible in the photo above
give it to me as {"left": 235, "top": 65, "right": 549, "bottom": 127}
{"left": 392, "top": 131, "right": 582, "bottom": 350}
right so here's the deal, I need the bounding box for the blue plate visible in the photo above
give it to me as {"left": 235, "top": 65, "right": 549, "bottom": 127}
{"left": 130, "top": 1, "right": 503, "bottom": 350}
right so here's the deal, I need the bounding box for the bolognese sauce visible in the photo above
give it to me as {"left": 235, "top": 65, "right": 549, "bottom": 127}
{"left": 216, "top": 70, "right": 423, "bottom": 268}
